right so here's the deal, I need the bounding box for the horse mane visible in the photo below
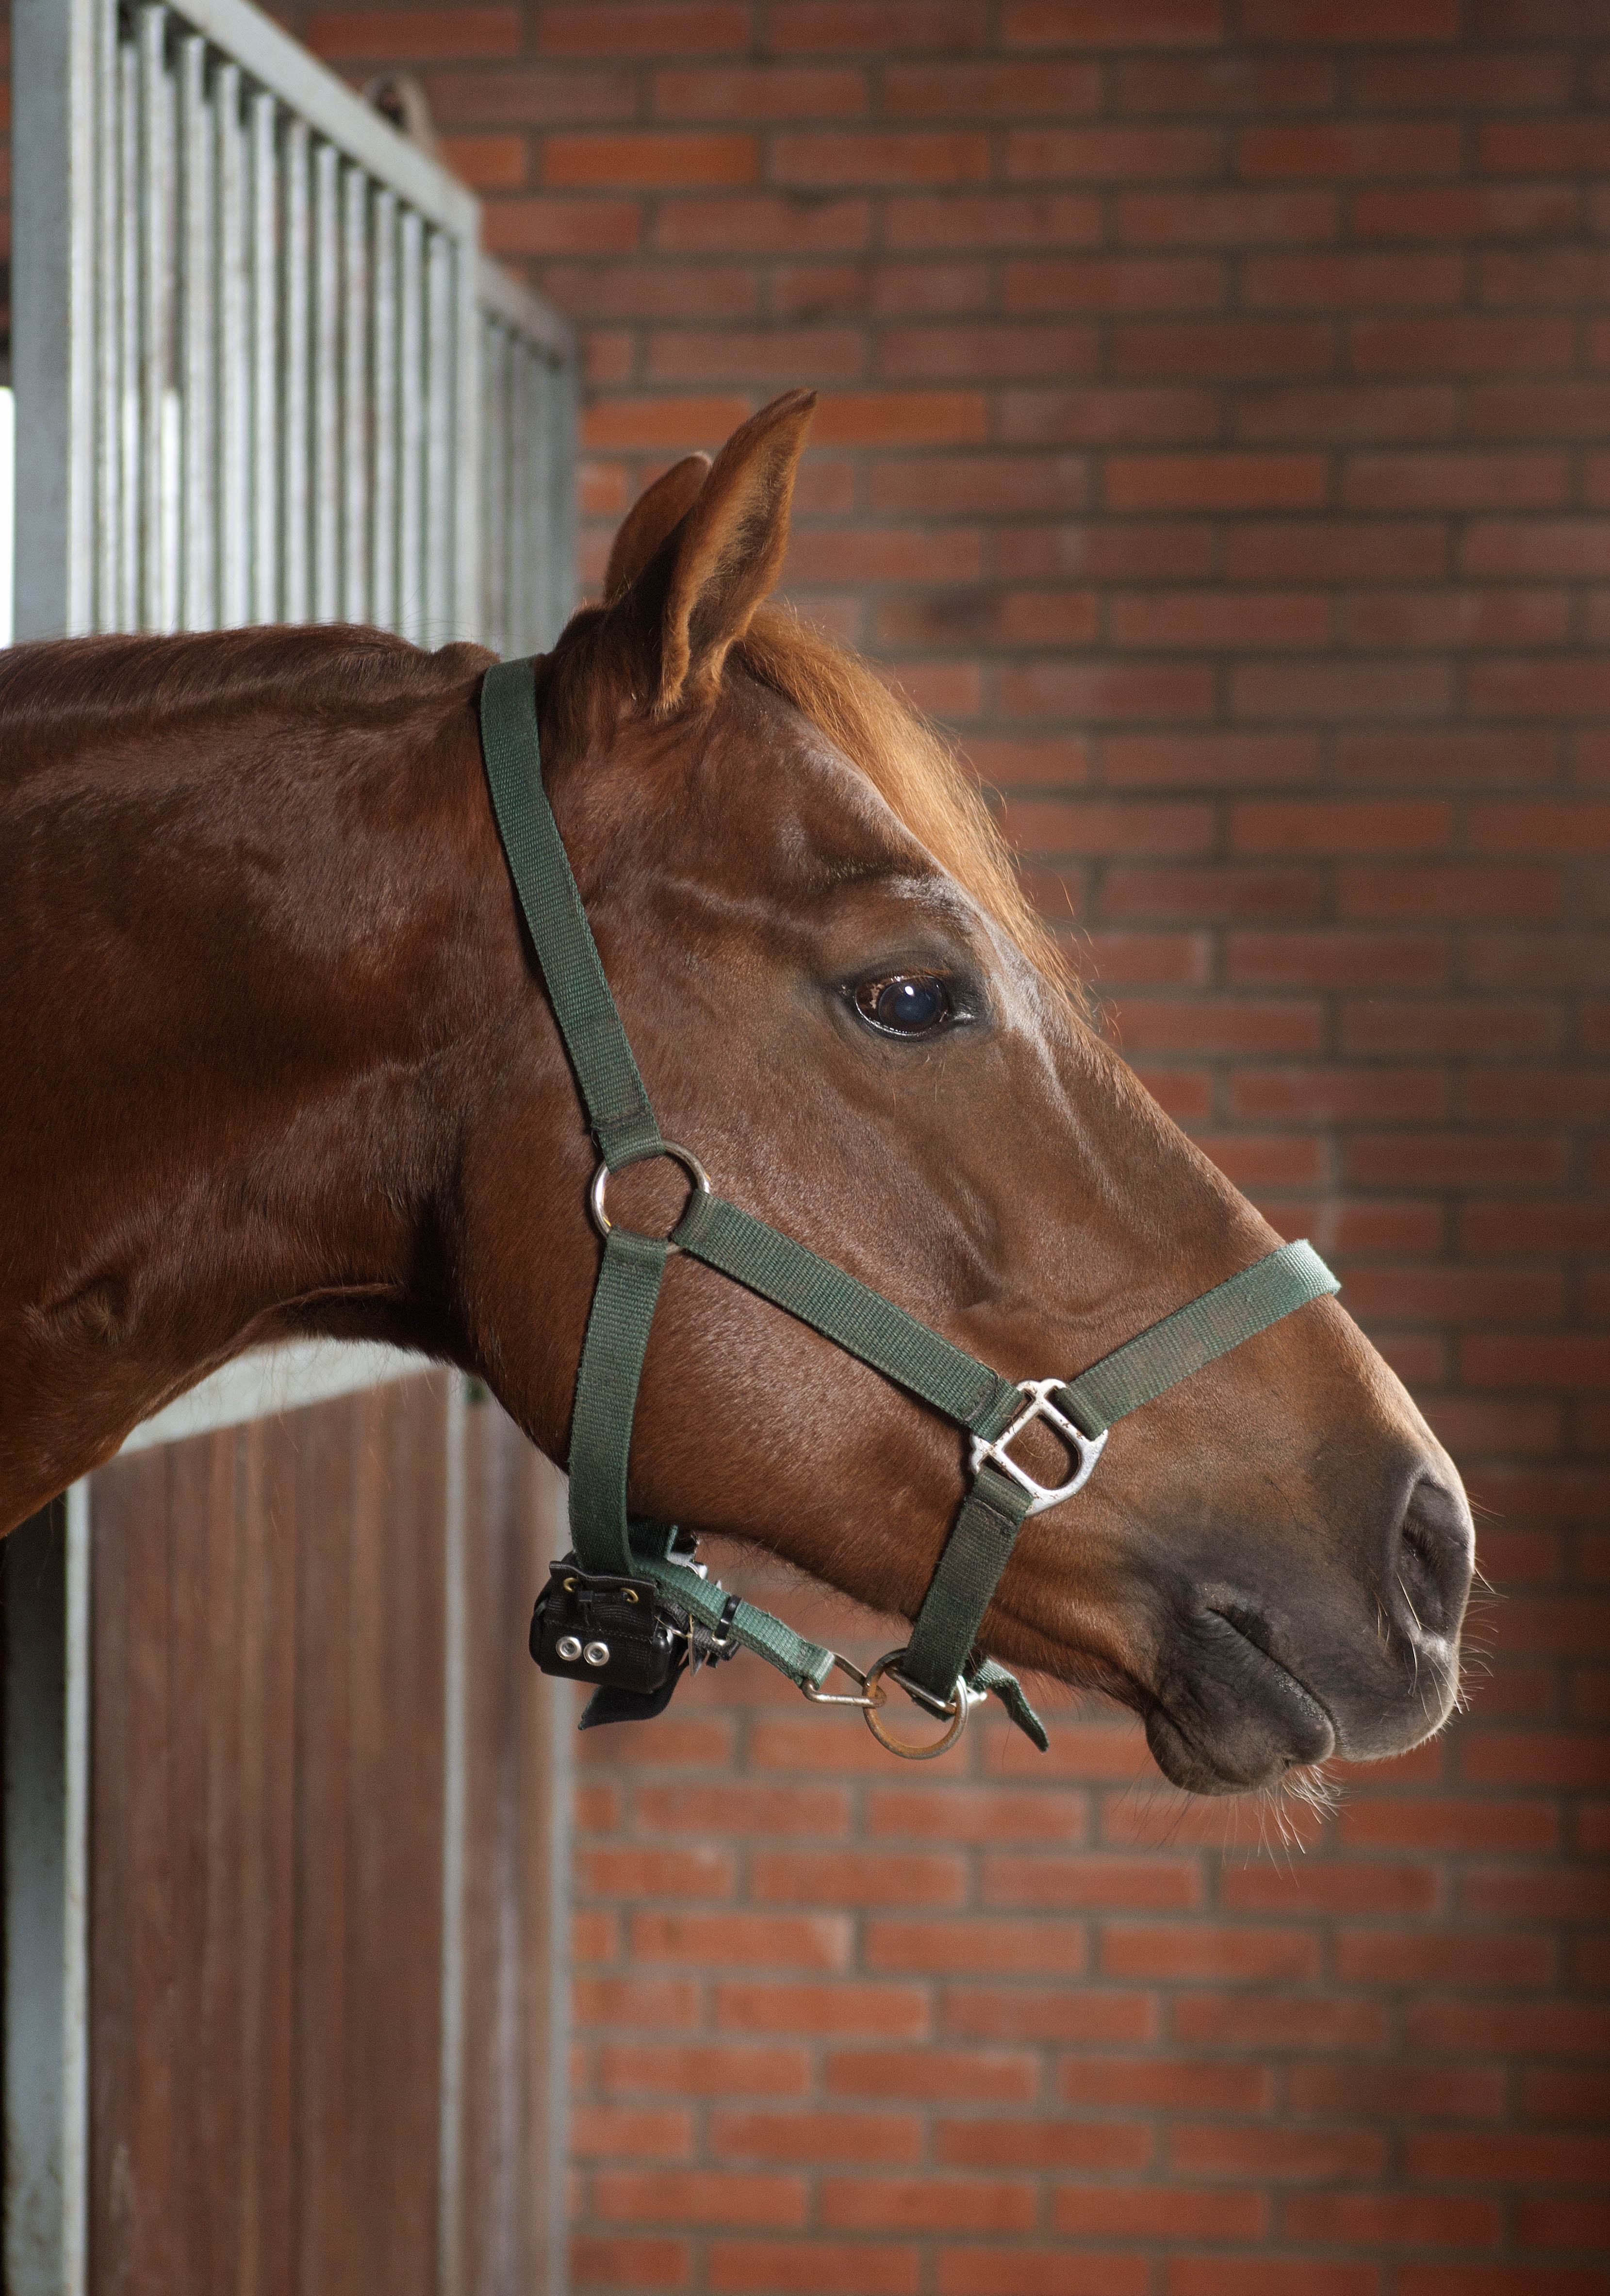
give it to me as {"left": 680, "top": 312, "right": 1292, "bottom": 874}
{"left": 0, "top": 612, "right": 1064, "bottom": 990}
{"left": 0, "top": 622, "right": 483, "bottom": 737}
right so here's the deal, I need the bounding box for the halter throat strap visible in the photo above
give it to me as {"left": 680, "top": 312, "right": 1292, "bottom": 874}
{"left": 478, "top": 658, "right": 1339, "bottom": 1751}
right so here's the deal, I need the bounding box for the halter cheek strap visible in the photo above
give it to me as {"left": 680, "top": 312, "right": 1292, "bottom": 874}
{"left": 479, "top": 659, "right": 1339, "bottom": 1756}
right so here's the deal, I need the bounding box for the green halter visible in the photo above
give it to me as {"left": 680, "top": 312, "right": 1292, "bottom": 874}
{"left": 479, "top": 659, "right": 1339, "bottom": 1757}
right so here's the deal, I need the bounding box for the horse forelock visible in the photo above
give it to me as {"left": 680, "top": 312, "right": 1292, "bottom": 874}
{"left": 542, "top": 596, "right": 1073, "bottom": 996}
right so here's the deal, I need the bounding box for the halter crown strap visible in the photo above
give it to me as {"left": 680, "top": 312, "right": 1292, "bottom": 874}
{"left": 478, "top": 656, "right": 1341, "bottom": 1754}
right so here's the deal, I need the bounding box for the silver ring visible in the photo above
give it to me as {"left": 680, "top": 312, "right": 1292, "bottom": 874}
{"left": 589, "top": 1142, "right": 711, "bottom": 1249}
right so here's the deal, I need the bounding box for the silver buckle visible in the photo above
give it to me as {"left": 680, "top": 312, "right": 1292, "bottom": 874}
{"left": 969, "top": 1378, "right": 1108, "bottom": 1514}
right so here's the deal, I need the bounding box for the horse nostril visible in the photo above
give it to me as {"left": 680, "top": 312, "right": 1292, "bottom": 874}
{"left": 1393, "top": 1477, "right": 1474, "bottom": 1643}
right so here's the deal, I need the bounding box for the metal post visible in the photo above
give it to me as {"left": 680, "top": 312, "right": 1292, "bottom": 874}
{"left": 3, "top": 1490, "right": 92, "bottom": 2296}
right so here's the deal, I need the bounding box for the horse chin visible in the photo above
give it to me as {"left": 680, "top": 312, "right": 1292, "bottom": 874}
{"left": 1141, "top": 1608, "right": 1340, "bottom": 1796}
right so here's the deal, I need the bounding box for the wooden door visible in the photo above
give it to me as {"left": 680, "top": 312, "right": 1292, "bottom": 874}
{"left": 4, "top": 1377, "right": 566, "bottom": 2296}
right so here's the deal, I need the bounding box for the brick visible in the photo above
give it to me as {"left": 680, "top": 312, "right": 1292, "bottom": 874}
{"left": 1167, "top": 2267, "right": 1378, "bottom": 2296}
{"left": 592, "top": 2170, "right": 808, "bottom": 2230}
{"left": 1335, "top": 1928, "right": 1556, "bottom": 1988}
{"left": 655, "top": 194, "right": 870, "bottom": 254}
{"left": 819, "top": 2176, "right": 1036, "bottom": 2234}
{"left": 306, "top": 7, "right": 518, "bottom": 59}
{"left": 773, "top": 131, "right": 987, "bottom": 187}
{"left": 1396, "top": 2272, "right": 1610, "bottom": 2296}
{"left": 983, "top": 1852, "right": 1199, "bottom": 1912}
{"left": 541, "top": 3, "right": 749, "bottom": 53}
{"left": 1461, "top": 1729, "right": 1610, "bottom": 1788}
{"left": 1337, "top": 728, "right": 1560, "bottom": 786}
{"left": 579, "top": 1845, "right": 734, "bottom": 1898}
{"left": 1119, "top": 189, "right": 1338, "bottom": 246}
{"left": 1001, "top": 390, "right": 1218, "bottom": 446}
{"left": 885, "top": 60, "right": 1101, "bottom": 116}
{"left": 1221, "top": 1861, "right": 1441, "bottom": 1916}
{"left": 1105, "top": 455, "right": 1325, "bottom": 512}
{"left": 583, "top": 396, "right": 753, "bottom": 449}
{"left": 1345, "top": 453, "right": 1568, "bottom": 511}
{"left": 599, "top": 2043, "right": 811, "bottom": 2098}
{"left": 1356, "top": 185, "right": 1581, "bottom": 242}
{"left": 1484, "top": 118, "right": 1610, "bottom": 174}
{"left": 1288, "top": 2064, "right": 1506, "bottom": 2124}
{"left": 1406, "top": 2131, "right": 1610, "bottom": 2187}
{"left": 545, "top": 133, "right": 757, "bottom": 188}
{"left": 1521, "top": 2069, "right": 1610, "bottom": 2123}
{"left": 938, "top": 2253, "right": 1149, "bottom": 2296}
{"left": 709, "top": 2110, "right": 921, "bottom": 2166}
{"left": 1006, "top": 126, "right": 1222, "bottom": 181}
{"left": 635, "top": 1782, "right": 849, "bottom": 1837}
{"left": 1224, "top": 521, "right": 1447, "bottom": 581}
{"left": 708, "top": 2239, "right": 919, "bottom": 2296}
{"left": 576, "top": 1974, "right": 702, "bottom": 2028}
{"left": 1059, "top": 2056, "right": 1269, "bottom": 2112}
{"left": 1226, "top": 932, "right": 1446, "bottom": 989}
{"left": 936, "top": 2118, "right": 1153, "bottom": 2172}
{"left": 1235, "top": 799, "right": 1450, "bottom": 855}
{"left": 631, "top": 1905, "right": 845, "bottom": 1966}
{"left": 886, "top": 192, "right": 1101, "bottom": 251}
{"left": 941, "top": 1984, "right": 1155, "bottom": 2045}
{"left": 1003, "top": 0, "right": 1222, "bottom": 43}
{"left": 427, "top": 66, "right": 634, "bottom": 127}
{"left": 750, "top": 1847, "right": 965, "bottom": 1908}
{"left": 571, "top": 2233, "right": 690, "bottom": 2290}
{"left": 714, "top": 1982, "right": 930, "bottom": 2039}
{"left": 1003, "top": 798, "right": 1212, "bottom": 857}
{"left": 1104, "top": 733, "right": 1318, "bottom": 788}
{"left": 1231, "top": 1067, "right": 1446, "bottom": 1123}
{"left": 1169, "top": 2124, "right": 1387, "bottom": 2181}
{"left": 1344, "top": 998, "right": 1560, "bottom": 1057}
{"left": 1472, "top": 802, "right": 1610, "bottom": 855}
{"left": 1340, "top": 1796, "right": 1560, "bottom": 1854}
{"left": 1338, "top": 866, "right": 1558, "bottom": 925}
{"left": 1234, "top": 659, "right": 1453, "bottom": 721}
{"left": 1407, "top": 2002, "right": 1610, "bottom": 2058}
{"left": 1357, "top": 50, "right": 1572, "bottom": 105}
{"left": 652, "top": 63, "right": 867, "bottom": 118}
{"left": 1463, "top": 1336, "right": 1610, "bottom": 1392}
{"left": 1245, "top": 252, "right": 1465, "bottom": 309}
{"left": 1102, "top": 1923, "right": 1320, "bottom": 1984}
{"left": 999, "top": 661, "right": 1215, "bottom": 722}
{"left": 1238, "top": 384, "right": 1459, "bottom": 443}
{"left": 1345, "top": 586, "right": 1571, "bottom": 650}
{"left": 880, "top": 322, "right": 1098, "bottom": 380}
{"left": 1174, "top": 1993, "right": 1388, "bottom": 2050}
{"left": 827, "top": 2048, "right": 1038, "bottom": 2104}
{"left": 1472, "top": 382, "right": 1610, "bottom": 439}
{"left": 1240, "top": 0, "right": 1456, "bottom": 27}
{"left": 1102, "top": 864, "right": 1324, "bottom": 924}
{"left": 1113, "top": 54, "right": 1335, "bottom": 113}
{"left": 1242, "top": 121, "right": 1461, "bottom": 177}
{"left": 1465, "top": 522, "right": 1610, "bottom": 579}
{"left": 485, "top": 198, "right": 642, "bottom": 257}
{"left": 1053, "top": 2187, "right": 1265, "bottom": 2239}
{"left": 1516, "top": 2195, "right": 1610, "bottom": 2249}
{"left": 1289, "top": 2194, "right": 1501, "bottom": 2247}
{"left": 865, "top": 1784, "right": 1088, "bottom": 1845}
{"left": 771, "top": 0, "right": 986, "bottom": 47}
{"left": 812, "top": 391, "right": 986, "bottom": 444}
{"left": 573, "top": 2106, "right": 695, "bottom": 2162}
{"left": 870, "top": 453, "right": 1088, "bottom": 513}
{"left": 1114, "top": 320, "right": 1335, "bottom": 381}
{"left": 648, "top": 327, "right": 862, "bottom": 382}
{"left": 1005, "top": 256, "right": 1225, "bottom": 312}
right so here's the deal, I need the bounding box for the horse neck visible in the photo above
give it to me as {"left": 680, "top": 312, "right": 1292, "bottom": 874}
{"left": 1, "top": 662, "right": 528, "bottom": 1508}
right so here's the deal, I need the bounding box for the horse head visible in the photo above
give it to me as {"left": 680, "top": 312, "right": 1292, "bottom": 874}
{"left": 457, "top": 389, "right": 1473, "bottom": 1794}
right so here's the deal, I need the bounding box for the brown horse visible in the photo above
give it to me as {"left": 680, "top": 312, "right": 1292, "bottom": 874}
{"left": 0, "top": 389, "right": 1472, "bottom": 1793}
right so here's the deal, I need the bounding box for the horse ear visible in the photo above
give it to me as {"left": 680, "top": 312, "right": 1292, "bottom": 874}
{"left": 620, "top": 388, "right": 816, "bottom": 714}
{"left": 603, "top": 454, "right": 710, "bottom": 604}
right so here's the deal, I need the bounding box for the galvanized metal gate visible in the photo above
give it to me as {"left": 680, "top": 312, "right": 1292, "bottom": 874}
{"left": 4, "top": 2, "right": 577, "bottom": 2290}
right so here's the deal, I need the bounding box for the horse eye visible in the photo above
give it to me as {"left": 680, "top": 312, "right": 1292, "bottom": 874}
{"left": 854, "top": 974, "right": 954, "bottom": 1037}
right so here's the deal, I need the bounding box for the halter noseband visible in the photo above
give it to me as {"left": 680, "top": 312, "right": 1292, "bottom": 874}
{"left": 480, "top": 660, "right": 1339, "bottom": 1759}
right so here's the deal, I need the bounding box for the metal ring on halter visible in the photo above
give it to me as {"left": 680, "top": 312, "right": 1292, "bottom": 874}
{"left": 969, "top": 1377, "right": 1109, "bottom": 1515}
{"left": 589, "top": 1143, "right": 711, "bottom": 1253}
{"left": 861, "top": 1650, "right": 973, "bottom": 1760}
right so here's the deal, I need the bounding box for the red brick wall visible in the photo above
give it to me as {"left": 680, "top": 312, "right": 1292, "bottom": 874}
{"left": 294, "top": 2, "right": 1610, "bottom": 2289}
